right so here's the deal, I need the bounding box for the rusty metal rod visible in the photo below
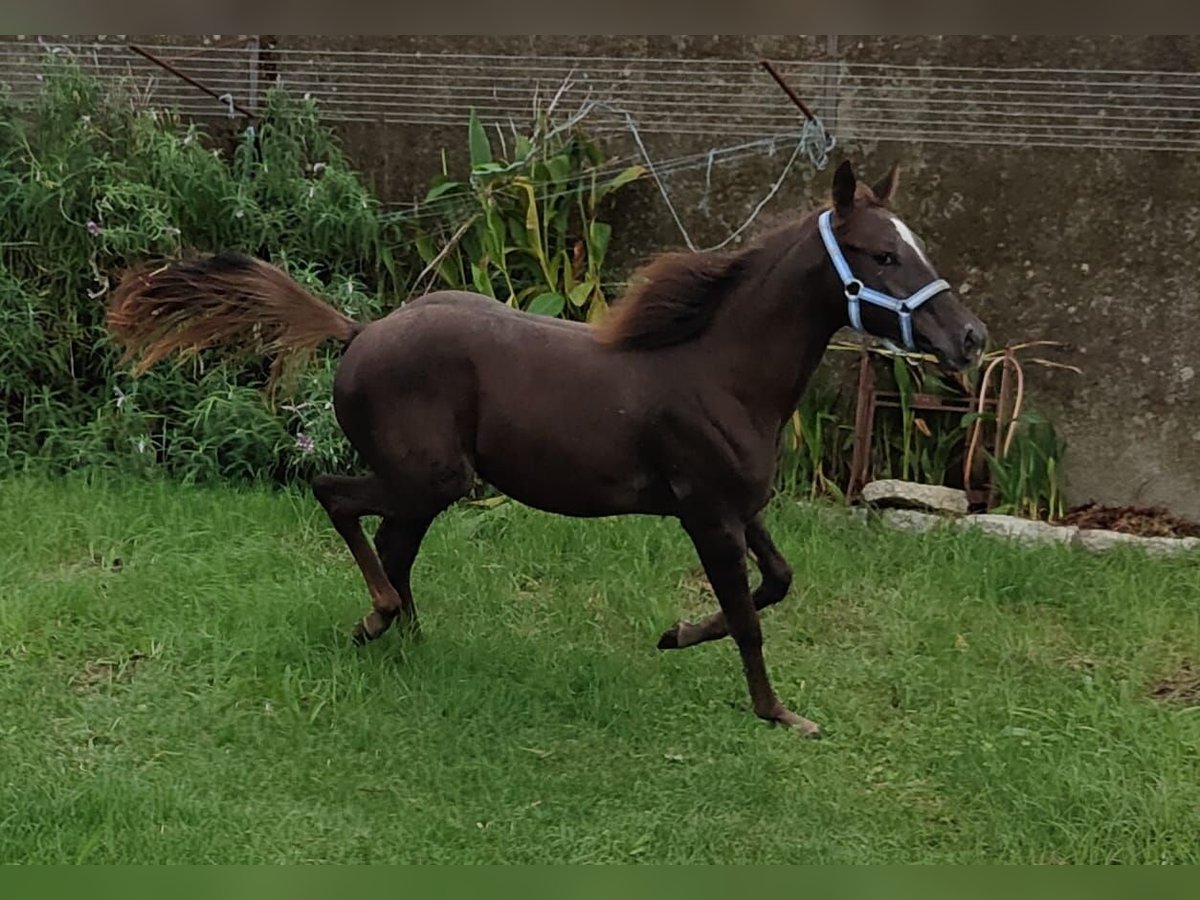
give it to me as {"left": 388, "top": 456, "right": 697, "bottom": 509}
{"left": 128, "top": 43, "right": 256, "bottom": 119}
{"left": 759, "top": 59, "right": 818, "bottom": 123}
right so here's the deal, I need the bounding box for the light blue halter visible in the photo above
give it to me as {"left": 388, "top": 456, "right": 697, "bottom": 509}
{"left": 817, "top": 209, "right": 950, "bottom": 351}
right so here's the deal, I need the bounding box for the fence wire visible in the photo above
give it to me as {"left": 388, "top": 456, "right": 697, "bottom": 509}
{"left": 4, "top": 37, "right": 1200, "bottom": 153}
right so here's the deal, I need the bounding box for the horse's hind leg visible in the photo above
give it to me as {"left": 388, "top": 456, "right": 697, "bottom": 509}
{"left": 372, "top": 514, "right": 439, "bottom": 640}
{"left": 311, "top": 473, "right": 407, "bottom": 645}
{"left": 657, "top": 515, "right": 792, "bottom": 650}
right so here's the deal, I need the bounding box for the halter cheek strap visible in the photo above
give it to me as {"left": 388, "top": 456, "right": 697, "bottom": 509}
{"left": 817, "top": 209, "right": 950, "bottom": 351}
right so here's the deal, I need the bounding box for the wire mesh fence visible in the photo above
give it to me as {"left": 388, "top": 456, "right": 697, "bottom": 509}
{"left": 4, "top": 35, "right": 1200, "bottom": 153}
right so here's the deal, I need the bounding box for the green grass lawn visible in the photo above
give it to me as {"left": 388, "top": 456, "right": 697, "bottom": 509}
{"left": 1, "top": 474, "right": 1197, "bottom": 863}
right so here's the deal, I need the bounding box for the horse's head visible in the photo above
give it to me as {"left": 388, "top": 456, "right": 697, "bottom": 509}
{"left": 821, "top": 160, "right": 987, "bottom": 372}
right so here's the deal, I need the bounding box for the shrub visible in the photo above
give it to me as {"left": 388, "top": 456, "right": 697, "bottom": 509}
{"left": 0, "top": 51, "right": 648, "bottom": 488}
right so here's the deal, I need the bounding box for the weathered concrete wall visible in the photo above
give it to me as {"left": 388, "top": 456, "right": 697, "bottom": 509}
{"left": 7, "top": 35, "right": 1200, "bottom": 516}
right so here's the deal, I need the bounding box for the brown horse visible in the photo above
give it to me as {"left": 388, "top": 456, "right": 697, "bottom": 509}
{"left": 107, "top": 160, "right": 986, "bottom": 737}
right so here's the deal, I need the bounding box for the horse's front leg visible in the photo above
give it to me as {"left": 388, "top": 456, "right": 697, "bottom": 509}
{"left": 658, "top": 514, "right": 792, "bottom": 650}
{"left": 677, "top": 515, "right": 820, "bottom": 737}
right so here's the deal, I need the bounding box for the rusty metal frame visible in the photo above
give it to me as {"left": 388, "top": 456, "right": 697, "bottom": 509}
{"left": 847, "top": 347, "right": 1006, "bottom": 507}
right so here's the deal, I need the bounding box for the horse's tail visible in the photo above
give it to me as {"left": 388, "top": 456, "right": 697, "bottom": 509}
{"left": 106, "top": 251, "right": 364, "bottom": 386}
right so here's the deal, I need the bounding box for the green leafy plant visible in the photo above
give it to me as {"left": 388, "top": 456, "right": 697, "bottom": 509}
{"left": 0, "top": 52, "right": 646, "bottom": 489}
{"left": 409, "top": 106, "right": 645, "bottom": 322}
{"left": 779, "top": 376, "right": 852, "bottom": 501}
{"left": 987, "top": 413, "right": 1067, "bottom": 521}
{"left": 0, "top": 51, "right": 401, "bottom": 484}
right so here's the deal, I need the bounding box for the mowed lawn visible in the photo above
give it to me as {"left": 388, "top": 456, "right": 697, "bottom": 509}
{"left": 1, "top": 474, "right": 1197, "bottom": 863}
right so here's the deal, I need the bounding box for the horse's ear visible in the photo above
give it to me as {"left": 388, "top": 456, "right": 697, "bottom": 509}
{"left": 872, "top": 162, "right": 901, "bottom": 206}
{"left": 832, "top": 160, "right": 856, "bottom": 216}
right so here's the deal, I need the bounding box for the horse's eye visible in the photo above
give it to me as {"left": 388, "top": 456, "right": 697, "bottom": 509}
{"left": 873, "top": 252, "right": 898, "bottom": 266}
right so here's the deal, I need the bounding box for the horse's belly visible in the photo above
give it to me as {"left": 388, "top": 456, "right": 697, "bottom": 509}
{"left": 473, "top": 408, "right": 671, "bottom": 518}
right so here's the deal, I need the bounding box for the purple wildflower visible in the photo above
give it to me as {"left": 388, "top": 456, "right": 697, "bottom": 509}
{"left": 86, "top": 220, "right": 102, "bottom": 237}
{"left": 295, "top": 433, "right": 315, "bottom": 455}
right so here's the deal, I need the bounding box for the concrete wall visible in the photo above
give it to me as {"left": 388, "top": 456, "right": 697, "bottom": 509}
{"left": 7, "top": 35, "right": 1200, "bottom": 515}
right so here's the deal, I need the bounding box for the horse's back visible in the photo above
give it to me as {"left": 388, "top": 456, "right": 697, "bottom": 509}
{"left": 347, "top": 288, "right": 598, "bottom": 363}
{"left": 332, "top": 291, "right": 667, "bottom": 515}
{"left": 387, "top": 289, "right": 589, "bottom": 331}
{"left": 335, "top": 289, "right": 611, "bottom": 424}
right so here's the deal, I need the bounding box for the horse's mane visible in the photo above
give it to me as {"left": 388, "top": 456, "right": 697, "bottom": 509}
{"left": 594, "top": 186, "right": 892, "bottom": 353}
{"left": 594, "top": 247, "right": 756, "bottom": 351}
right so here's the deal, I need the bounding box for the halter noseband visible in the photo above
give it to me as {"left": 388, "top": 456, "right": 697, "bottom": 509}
{"left": 817, "top": 209, "right": 950, "bottom": 351}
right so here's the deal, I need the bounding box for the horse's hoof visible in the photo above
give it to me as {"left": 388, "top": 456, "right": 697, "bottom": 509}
{"left": 769, "top": 706, "right": 822, "bottom": 739}
{"left": 351, "top": 615, "right": 385, "bottom": 646}
{"left": 783, "top": 716, "right": 822, "bottom": 739}
{"left": 792, "top": 720, "right": 822, "bottom": 739}
{"left": 656, "top": 624, "right": 682, "bottom": 650}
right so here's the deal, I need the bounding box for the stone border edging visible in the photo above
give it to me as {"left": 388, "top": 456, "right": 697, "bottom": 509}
{"left": 875, "top": 508, "right": 1200, "bottom": 557}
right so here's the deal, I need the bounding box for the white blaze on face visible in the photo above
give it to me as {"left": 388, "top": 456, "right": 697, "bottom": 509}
{"left": 888, "top": 213, "right": 932, "bottom": 268}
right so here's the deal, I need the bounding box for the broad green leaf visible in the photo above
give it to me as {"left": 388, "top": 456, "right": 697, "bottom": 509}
{"left": 560, "top": 249, "right": 576, "bottom": 292}
{"left": 545, "top": 154, "right": 571, "bottom": 192}
{"left": 600, "top": 165, "right": 646, "bottom": 196}
{"left": 552, "top": 204, "right": 571, "bottom": 242}
{"left": 485, "top": 206, "right": 507, "bottom": 260}
{"left": 507, "top": 216, "right": 525, "bottom": 249}
{"left": 586, "top": 293, "right": 608, "bottom": 323}
{"left": 528, "top": 292, "right": 565, "bottom": 317}
{"left": 514, "top": 135, "right": 533, "bottom": 161}
{"left": 514, "top": 177, "right": 549, "bottom": 279}
{"left": 588, "top": 221, "right": 612, "bottom": 269}
{"left": 379, "top": 243, "right": 398, "bottom": 282}
{"left": 461, "top": 231, "right": 484, "bottom": 269}
{"left": 414, "top": 233, "right": 437, "bottom": 265}
{"left": 470, "top": 261, "right": 494, "bottom": 297}
{"left": 520, "top": 181, "right": 541, "bottom": 243}
{"left": 424, "top": 179, "right": 463, "bottom": 202}
{"left": 468, "top": 108, "right": 492, "bottom": 169}
{"left": 583, "top": 140, "right": 605, "bottom": 167}
{"left": 568, "top": 280, "right": 594, "bottom": 308}
{"left": 440, "top": 260, "right": 464, "bottom": 289}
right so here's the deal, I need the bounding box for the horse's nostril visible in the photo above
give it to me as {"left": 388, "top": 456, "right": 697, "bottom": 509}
{"left": 963, "top": 325, "right": 984, "bottom": 355}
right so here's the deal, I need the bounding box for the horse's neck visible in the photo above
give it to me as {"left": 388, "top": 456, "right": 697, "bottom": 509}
{"left": 704, "top": 239, "right": 842, "bottom": 428}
